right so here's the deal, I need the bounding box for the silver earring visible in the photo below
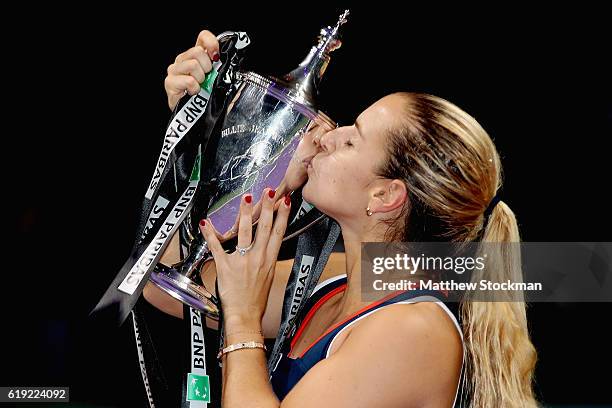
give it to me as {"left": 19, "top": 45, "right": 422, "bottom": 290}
{"left": 366, "top": 207, "right": 373, "bottom": 217}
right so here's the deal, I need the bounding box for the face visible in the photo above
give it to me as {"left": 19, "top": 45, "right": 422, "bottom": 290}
{"left": 302, "top": 94, "right": 406, "bottom": 223}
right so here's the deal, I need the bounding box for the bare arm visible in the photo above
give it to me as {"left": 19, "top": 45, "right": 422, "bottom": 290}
{"left": 142, "top": 233, "right": 185, "bottom": 319}
{"left": 281, "top": 303, "right": 463, "bottom": 407}
{"left": 221, "top": 302, "right": 463, "bottom": 408}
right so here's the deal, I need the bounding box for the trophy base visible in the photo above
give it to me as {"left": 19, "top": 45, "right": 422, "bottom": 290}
{"left": 149, "top": 264, "right": 219, "bottom": 320}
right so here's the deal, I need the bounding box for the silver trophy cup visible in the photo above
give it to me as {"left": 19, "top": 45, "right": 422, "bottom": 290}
{"left": 149, "top": 11, "right": 348, "bottom": 319}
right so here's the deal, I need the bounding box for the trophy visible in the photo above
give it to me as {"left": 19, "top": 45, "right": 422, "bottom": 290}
{"left": 148, "top": 11, "right": 349, "bottom": 319}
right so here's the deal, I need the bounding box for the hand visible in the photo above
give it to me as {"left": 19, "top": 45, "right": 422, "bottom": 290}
{"left": 217, "top": 120, "right": 332, "bottom": 240}
{"left": 278, "top": 120, "right": 331, "bottom": 193}
{"left": 164, "top": 30, "right": 220, "bottom": 111}
{"left": 199, "top": 188, "right": 292, "bottom": 325}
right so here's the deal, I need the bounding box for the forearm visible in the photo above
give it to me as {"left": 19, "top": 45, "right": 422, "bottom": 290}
{"left": 143, "top": 282, "right": 184, "bottom": 319}
{"left": 221, "top": 316, "right": 280, "bottom": 408}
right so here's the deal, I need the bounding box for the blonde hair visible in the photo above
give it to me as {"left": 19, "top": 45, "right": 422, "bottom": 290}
{"left": 377, "top": 92, "right": 538, "bottom": 407}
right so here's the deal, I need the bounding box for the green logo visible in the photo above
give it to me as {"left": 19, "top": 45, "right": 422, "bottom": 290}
{"left": 187, "top": 373, "right": 210, "bottom": 402}
{"left": 189, "top": 151, "right": 201, "bottom": 182}
{"left": 201, "top": 68, "right": 218, "bottom": 94}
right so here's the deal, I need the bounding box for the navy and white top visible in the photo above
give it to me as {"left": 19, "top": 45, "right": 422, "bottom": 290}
{"left": 270, "top": 274, "right": 465, "bottom": 406}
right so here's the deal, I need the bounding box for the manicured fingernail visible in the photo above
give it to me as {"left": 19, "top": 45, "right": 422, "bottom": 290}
{"left": 268, "top": 189, "right": 276, "bottom": 199}
{"left": 284, "top": 194, "right": 291, "bottom": 206}
{"left": 212, "top": 52, "right": 220, "bottom": 62}
{"left": 245, "top": 194, "right": 252, "bottom": 204}
{"left": 199, "top": 219, "right": 206, "bottom": 227}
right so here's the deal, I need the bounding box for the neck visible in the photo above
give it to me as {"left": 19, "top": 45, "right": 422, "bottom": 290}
{"left": 333, "top": 219, "right": 388, "bottom": 316}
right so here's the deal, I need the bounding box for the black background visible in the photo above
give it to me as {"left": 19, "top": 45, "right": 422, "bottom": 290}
{"left": 4, "top": 2, "right": 611, "bottom": 407}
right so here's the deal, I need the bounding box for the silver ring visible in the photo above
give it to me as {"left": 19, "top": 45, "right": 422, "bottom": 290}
{"left": 236, "top": 242, "right": 254, "bottom": 256}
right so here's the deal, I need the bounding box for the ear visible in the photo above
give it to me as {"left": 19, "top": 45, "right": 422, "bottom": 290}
{"left": 368, "top": 179, "right": 408, "bottom": 215}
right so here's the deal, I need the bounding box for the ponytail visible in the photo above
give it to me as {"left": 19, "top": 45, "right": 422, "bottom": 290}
{"left": 380, "top": 92, "right": 539, "bottom": 406}
{"left": 460, "top": 202, "right": 539, "bottom": 407}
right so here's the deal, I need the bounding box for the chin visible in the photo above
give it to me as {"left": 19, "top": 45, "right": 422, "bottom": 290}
{"left": 302, "top": 179, "right": 326, "bottom": 212}
{"left": 302, "top": 179, "right": 314, "bottom": 203}
{"left": 301, "top": 181, "right": 335, "bottom": 219}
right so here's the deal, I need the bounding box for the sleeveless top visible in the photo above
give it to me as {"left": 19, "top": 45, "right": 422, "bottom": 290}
{"left": 269, "top": 274, "right": 466, "bottom": 406}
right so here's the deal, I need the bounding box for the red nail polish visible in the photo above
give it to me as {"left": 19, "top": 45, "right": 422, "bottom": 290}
{"left": 212, "top": 52, "right": 220, "bottom": 62}
{"left": 245, "top": 194, "right": 252, "bottom": 204}
{"left": 199, "top": 219, "right": 206, "bottom": 227}
{"left": 268, "top": 189, "right": 276, "bottom": 199}
{"left": 284, "top": 194, "right": 291, "bottom": 206}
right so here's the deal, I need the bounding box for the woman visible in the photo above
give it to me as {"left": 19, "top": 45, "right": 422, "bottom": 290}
{"left": 145, "top": 30, "right": 538, "bottom": 407}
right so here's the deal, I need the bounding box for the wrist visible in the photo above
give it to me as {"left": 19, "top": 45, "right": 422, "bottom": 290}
{"left": 217, "top": 339, "right": 267, "bottom": 361}
{"left": 223, "top": 319, "right": 264, "bottom": 346}
{"left": 224, "top": 313, "right": 262, "bottom": 333}
{"left": 225, "top": 331, "right": 265, "bottom": 347}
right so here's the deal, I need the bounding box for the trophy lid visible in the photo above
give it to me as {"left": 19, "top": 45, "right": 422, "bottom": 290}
{"left": 270, "top": 10, "right": 349, "bottom": 112}
{"left": 238, "top": 70, "right": 337, "bottom": 130}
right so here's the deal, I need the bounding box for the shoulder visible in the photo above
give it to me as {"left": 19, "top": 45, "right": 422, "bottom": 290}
{"left": 283, "top": 301, "right": 463, "bottom": 407}
{"left": 349, "top": 301, "right": 462, "bottom": 359}
{"left": 339, "top": 302, "right": 463, "bottom": 401}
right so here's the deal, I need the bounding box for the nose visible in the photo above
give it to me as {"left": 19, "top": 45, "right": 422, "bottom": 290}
{"left": 316, "top": 129, "right": 336, "bottom": 153}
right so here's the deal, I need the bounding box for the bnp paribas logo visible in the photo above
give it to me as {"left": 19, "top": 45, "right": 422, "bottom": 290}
{"left": 187, "top": 373, "right": 210, "bottom": 402}
{"left": 201, "top": 68, "right": 218, "bottom": 94}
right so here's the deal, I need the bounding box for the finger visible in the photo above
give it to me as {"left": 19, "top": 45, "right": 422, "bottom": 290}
{"left": 237, "top": 193, "right": 253, "bottom": 249}
{"left": 175, "top": 46, "right": 213, "bottom": 74}
{"left": 195, "top": 30, "right": 220, "bottom": 62}
{"left": 273, "top": 200, "right": 282, "bottom": 212}
{"left": 221, "top": 212, "right": 241, "bottom": 241}
{"left": 164, "top": 74, "right": 201, "bottom": 97}
{"left": 206, "top": 219, "right": 228, "bottom": 243}
{"left": 250, "top": 195, "right": 264, "bottom": 224}
{"left": 167, "top": 59, "right": 207, "bottom": 85}
{"left": 199, "top": 219, "right": 224, "bottom": 260}
{"left": 254, "top": 188, "right": 276, "bottom": 252}
{"left": 266, "top": 194, "right": 291, "bottom": 262}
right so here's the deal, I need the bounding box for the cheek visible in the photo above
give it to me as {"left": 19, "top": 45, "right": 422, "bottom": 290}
{"left": 321, "top": 155, "right": 370, "bottom": 188}
{"left": 303, "top": 155, "right": 370, "bottom": 212}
